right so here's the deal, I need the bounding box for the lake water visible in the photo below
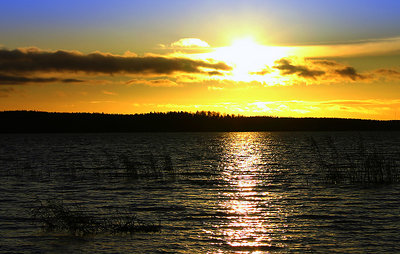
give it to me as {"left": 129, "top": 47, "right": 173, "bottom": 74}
{"left": 1, "top": 132, "right": 400, "bottom": 253}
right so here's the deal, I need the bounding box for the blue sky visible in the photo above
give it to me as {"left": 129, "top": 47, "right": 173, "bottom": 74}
{"left": 2, "top": 0, "right": 400, "bottom": 51}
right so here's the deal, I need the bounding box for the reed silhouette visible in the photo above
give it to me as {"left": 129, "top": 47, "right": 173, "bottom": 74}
{"left": 31, "top": 198, "right": 161, "bottom": 236}
{"left": 310, "top": 136, "right": 400, "bottom": 185}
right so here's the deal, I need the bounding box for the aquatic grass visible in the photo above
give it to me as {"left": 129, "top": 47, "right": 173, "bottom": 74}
{"left": 105, "top": 211, "right": 162, "bottom": 234}
{"left": 163, "top": 154, "right": 174, "bottom": 173}
{"left": 117, "top": 152, "right": 176, "bottom": 180}
{"left": 31, "top": 199, "right": 161, "bottom": 236}
{"left": 310, "top": 136, "right": 400, "bottom": 185}
{"left": 119, "top": 153, "right": 139, "bottom": 179}
{"left": 145, "top": 152, "right": 158, "bottom": 175}
{"left": 349, "top": 151, "right": 398, "bottom": 184}
{"left": 31, "top": 199, "right": 99, "bottom": 235}
{"left": 6, "top": 149, "right": 178, "bottom": 182}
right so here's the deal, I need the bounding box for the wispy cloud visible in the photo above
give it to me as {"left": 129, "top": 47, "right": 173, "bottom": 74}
{"left": 126, "top": 78, "right": 180, "bottom": 87}
{"left": 169, "top": 38, "right": 210, "bottom": 49}
{"left": 372, "top": 68, "right": 400, "bottom": 81}
{"left": 0, "top": 74, "right": 83, "bottom": 85}
{"left": 102, "top": 90, "right": 117, "bottom": 96}
{"left": 207, "top": 86, "right": 224, "bottom": 91}
{"left": 0, "top": 87, "right": 15, "bottom": 97}
{"left": 293, "top": 36, "right": 400, "bottom": 57}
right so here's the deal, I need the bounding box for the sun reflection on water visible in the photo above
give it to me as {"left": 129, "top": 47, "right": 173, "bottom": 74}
{"left": 213, "top": 132, "right": 286, "bottom": 252}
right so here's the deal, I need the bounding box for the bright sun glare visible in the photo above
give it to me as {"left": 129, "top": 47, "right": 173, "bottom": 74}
{"left": 209, "top": 37, "right": 291, "bottom": 83}
{"left": 179, "top": 36, "right": 293, "bottom": 83}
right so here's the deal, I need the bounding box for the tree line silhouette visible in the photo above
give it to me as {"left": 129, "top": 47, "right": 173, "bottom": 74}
{"left": 1, "top": 110, "right": 400, "bottom": 132}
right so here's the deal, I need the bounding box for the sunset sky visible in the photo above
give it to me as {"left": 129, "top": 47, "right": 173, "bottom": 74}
{"left": 1, "top": 0, "right": 400, "bottom": 119}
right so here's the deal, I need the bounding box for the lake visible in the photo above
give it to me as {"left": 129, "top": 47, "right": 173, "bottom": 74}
{"left": 1, "top": 132, "right": 400, "bottom": 253}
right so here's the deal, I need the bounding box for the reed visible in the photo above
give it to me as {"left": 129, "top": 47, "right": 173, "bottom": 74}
{"left": 31, "top": 199, "right": 161, "bottom": 236}
{"left": 310, "top": 136, "right": 400, "bottom": 185}
{"left": 119, "top": 153, "right": 139, "bottom": 178}
{"left": 117, "top": 152, "right": 176, "bottom": 179}
{"left": 31, "top": 199, "right": 99, "bottom": 235}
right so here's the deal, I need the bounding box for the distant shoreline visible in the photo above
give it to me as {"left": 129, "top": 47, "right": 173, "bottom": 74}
{"left": 1, "top": 111, "right": 400, "bottom": 133}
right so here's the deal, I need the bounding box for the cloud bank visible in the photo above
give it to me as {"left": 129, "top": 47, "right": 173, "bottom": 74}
{"left": 268, "top": 57, "right": 399, "bottom": 83}
{"left": 0, "top": 47, "right": 231, "bottom": 85}
{"left": 1, "top": 45, "right": 399, "bottom": 87}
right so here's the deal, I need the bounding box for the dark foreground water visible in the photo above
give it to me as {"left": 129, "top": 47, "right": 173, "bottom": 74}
{"left": 1, "top": 132, "right": 400, "bottom": 253}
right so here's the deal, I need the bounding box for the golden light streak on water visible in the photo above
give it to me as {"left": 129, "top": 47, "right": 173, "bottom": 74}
{"left": 217, "top": 133, "right": 283, "bottom": 251}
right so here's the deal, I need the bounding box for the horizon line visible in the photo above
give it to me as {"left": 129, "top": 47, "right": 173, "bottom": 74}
{"left": 2, "top": 110, "right": 399, "bottom": 122}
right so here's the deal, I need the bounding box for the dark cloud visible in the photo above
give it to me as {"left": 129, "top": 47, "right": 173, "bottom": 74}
{"left": 334, "top": 67, "right": 365, "bottom": 81}
{"left": 62, "top": 78, "right": 85, "bottom": 83}
{"left": 126, "top": 78, "right": 180, "bottom": 87}
{"left": 374, "top": 68, "right": 400, "bottom": 77}
{"left": 0, "top": 87, "right": 14, "bottom": 97}
{"left": 311, "top": 59, "right": 341, "bottom": 66}
{"left": 0, "top": 74, "right": 83, "bottom": 85}
{"left": 272, "top": 58, "right": 379, "bottom": 83}
{"left": 367, "top": 68, "right": 400, "bottom": 81}
{"left": 207, "top": 71, "right": 224, "bottom": 76}
{"left": 0, "top": 48, "right": 231, "bottom": 76}
{"left": 273, "top": 59, "right": 325, "bottom": 79}
{"left": 249, "top": 68, "right": 271, "bottom": 75}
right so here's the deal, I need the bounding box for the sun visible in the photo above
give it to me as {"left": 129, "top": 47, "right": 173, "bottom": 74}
{"left": 209, "top": 37, "right": 291, "bottom": 82}
{"left": 226, "top": 37, "right": 270, "bottom": 80}
{"left": 172, "top": 36, "right": 292, "bottom": 83}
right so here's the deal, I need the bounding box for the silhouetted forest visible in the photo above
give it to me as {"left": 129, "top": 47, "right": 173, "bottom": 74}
{"left": 1, "top": 111, "right": 400, "bottom": 133}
